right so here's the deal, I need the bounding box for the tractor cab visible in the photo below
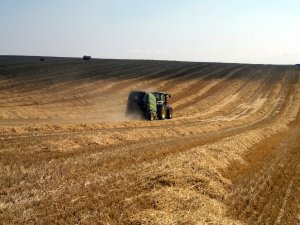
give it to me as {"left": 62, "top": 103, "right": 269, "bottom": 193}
{"left": 151, "top": 92, "right": 172, "bottom": 120}
{"left": 152, "top": 92, "right": 171, "bottom": 105}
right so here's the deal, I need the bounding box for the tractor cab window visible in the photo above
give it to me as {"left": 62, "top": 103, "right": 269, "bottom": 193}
{"left": 154, "top": 93, "right": 166, "bottom": 103}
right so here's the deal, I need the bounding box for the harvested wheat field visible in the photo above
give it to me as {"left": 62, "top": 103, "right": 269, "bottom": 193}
{"left": 0, "top": 56, "right": 299, "bottom": 225}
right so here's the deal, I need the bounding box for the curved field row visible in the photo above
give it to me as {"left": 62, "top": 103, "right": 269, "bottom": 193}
{"left": 0, "top": 56, "right": 299, "bottom": 224}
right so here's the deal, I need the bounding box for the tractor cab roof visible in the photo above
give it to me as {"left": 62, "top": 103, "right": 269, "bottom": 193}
{"left": 129, "top": 91, "right": 171, "bottom": 95}
{"left": 151, "top": 91, "right": 168, "bottom": 94}
{"left": 128, "top": 91, "right": 171, "bottom": 98}
{"left": 151, "top": 92, "right": 171, "bottom": 97}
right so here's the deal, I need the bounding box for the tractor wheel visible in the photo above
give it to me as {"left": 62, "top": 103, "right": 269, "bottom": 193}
{"left": 166, "top": 107, "right": 173, "bottom": 119}
{"left": 148, "top": 112, "right": 154, "bottom": 121}
{"left": 157, "top": 105, "right": 166, "bottom": 120}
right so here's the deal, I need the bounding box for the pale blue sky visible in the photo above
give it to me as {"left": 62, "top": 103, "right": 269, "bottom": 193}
{"left": 1, "top": 0, "right": 299, "bottom": 64}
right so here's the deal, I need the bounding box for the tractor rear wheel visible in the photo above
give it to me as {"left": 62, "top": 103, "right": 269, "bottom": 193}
{"left": 157, "top": 105, "right": 166, "bottom": 120}
{"left": 148, "top": 112, "right": 155, "bottom": 121}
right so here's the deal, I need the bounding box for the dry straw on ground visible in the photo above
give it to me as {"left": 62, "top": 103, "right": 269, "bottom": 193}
{"left": 0, "top": 56, "right": 299, "bottom": 224}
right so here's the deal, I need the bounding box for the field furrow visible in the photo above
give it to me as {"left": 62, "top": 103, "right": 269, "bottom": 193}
{"left": 0, "top": 56, "right": 299, "bottom": 224}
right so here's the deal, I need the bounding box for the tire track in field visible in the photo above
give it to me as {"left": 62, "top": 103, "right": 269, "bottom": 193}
{"left": 178, "top": 65, "right": 263, "bottom": 119}
{"left": 185, "top": 66, "right": 287, "bottom": 121}
{"left": 174, "top": 65, "right": 249, "bottom": 112}
{"left": 0, "top": 59, "right": 172, "bottom": 99}
{"left": 28, "top": 63, "right": 173, "bottom": 107}
{"left": 224, "top": 70, "right": 300, "bottom": 224}
{"left": 0, "top": 61, "right": 166, "bottom": 105}
{"left": 217, "top": 67, "right": 281, "bottom": 121}
{"left": 173, "top": 64, "right": 242, "bottom": 110}
{"left": 226, "top": 121, "right": 300, "bottom": 225}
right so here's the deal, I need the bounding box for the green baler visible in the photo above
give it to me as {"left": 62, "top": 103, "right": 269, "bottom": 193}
{"left": 126, "top": 91, "right": 172, "bottom": 121}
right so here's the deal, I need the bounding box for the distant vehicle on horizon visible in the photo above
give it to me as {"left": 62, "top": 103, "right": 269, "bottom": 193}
{"left": 83, "top": 55, "right": 91, "bottom": 60}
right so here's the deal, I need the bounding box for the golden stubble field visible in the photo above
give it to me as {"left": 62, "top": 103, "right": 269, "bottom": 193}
{"left": 0, "top": 56, "right": 299, "bottom": 224}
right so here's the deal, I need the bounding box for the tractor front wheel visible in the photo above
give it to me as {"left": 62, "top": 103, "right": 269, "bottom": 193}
{"left": 166, "top": 107, "right": 173, "bottom": 119}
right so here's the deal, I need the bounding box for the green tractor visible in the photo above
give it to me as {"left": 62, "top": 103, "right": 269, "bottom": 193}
{"left": 126, "top": 91, "right": 173, "bottom": 121}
